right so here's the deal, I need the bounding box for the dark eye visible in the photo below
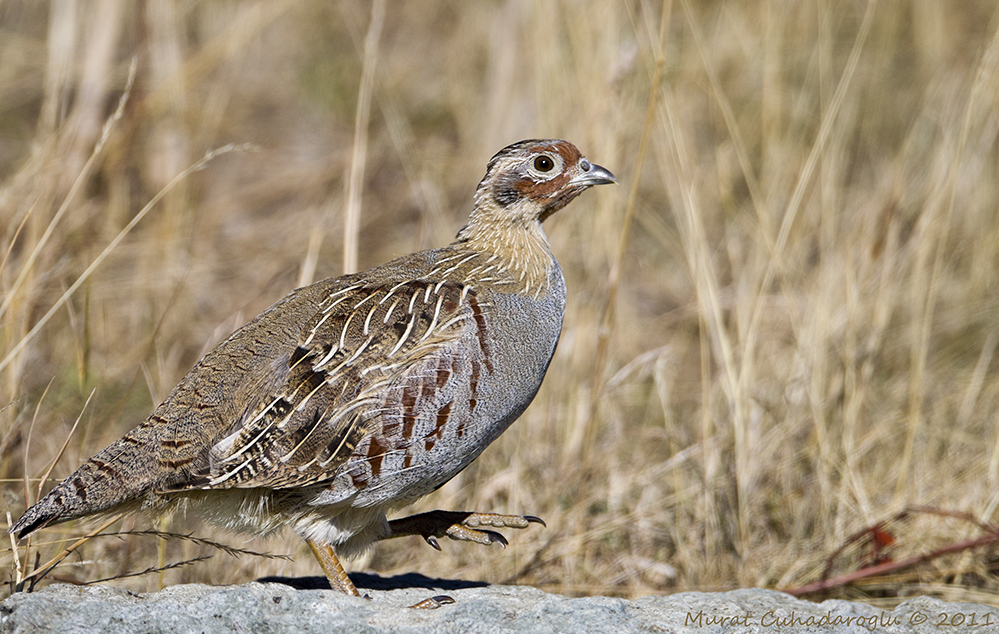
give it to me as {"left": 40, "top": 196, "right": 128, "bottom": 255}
{"left": 534, "top": 155, "right": 554, "bottom": 172}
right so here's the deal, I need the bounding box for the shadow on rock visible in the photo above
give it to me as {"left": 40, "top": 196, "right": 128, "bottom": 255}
{"left": 255, "top": 572, "right": 489, "bottom": 592}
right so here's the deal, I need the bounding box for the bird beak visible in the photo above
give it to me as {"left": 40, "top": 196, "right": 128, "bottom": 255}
{"left": 569, "top": 162, "right": 617, "bottom": 187}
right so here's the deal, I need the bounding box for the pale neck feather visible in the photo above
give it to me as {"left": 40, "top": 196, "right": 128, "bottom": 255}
{"left": 454, "top": 199, "right": 555, "bottom": 298}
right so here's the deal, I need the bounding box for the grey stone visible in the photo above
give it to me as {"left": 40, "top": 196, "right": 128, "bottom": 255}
{"left": 3, "top": 577, "right": 998, "bottom": 634}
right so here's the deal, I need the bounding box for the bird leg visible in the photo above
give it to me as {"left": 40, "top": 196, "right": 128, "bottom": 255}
{"left": 306, "top": 538, "right": 360, "bottom": 596}
{"left": 306, "top": 536, "right": 454, "bottom": 609}
{"left": 385, "top": 510, "right": 545, "bottom": 551}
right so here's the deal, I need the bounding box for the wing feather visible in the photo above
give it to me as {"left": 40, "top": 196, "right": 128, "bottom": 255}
{"left": 179, "top": 279, "right": 473, "bottom": 490}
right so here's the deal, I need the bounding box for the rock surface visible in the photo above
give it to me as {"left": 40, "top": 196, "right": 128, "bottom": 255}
{"left": 3, "top": 575, "right": 999, "bottom": 633}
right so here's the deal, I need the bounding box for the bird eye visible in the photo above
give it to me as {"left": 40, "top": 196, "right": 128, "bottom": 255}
{"left": 534, "top": 155, "right": 555, "bottom": 172}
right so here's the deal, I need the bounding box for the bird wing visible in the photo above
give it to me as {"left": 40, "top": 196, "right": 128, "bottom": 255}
{"left": 180, "top": 275, "right": 481, "bottom": 491}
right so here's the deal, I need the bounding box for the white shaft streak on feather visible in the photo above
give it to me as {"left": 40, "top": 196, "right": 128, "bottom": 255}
{"left": 216, "top": 396, "right": 286, "bottom": 463}
{"left": 314, "top": 343, "right": 340, "bottom": 369}
{"left": 314, "top": 400, "right": 381, "bottom": 469}
{"left": 302, "top": 312, "right": 332, "bottom": 347}
{"left": 320, "top": 283, "right": 365, "bottom": 310}
{"left": 338, "top": 308, "right": 357, "bottom": 350}
{"left": 279, "top": 382, "right": 352, "bottom": 464}
{"left": 418, "top": 293, "right": 446, "bottom": 343}
{"left": 208, "top": 456, "right": 255, "bottom": 486}
{"left": 407, "top": 288, "right": 420, "bottom": 314}
{"left": 382, "top": 297, "right": 402, "bottom": 324}
{"left": 423, "top": 284, "right": 433, "bottom": 304}
{"left": 362, "top": 340, "right": 449, "bottom": 377}
{"left": 217, "top": 330, "right": 368, "bottom": 474}
{"left": 429, "top": 251, "right": 466, "bottom": 267}
{"left": 362, "top": 302, "right": 379, "bottom": 335}
{"left": 388, "top": 312, "right": 419, "bottom": 358}
{"left": 304, "top": 285, "right": 370, "bottom": 347}
{"left": 341, "top": 335, "right": 375, "bottom": 367}
{"left": 286, "top": 376, "right": 393, "bottom": 472}
{"left": 433, "top": 253, "right": 478, "bottom": 277}
{"left": 386, "top": 280, "right": 411, "bottom": 297}
{"left": 435, "top": 312, "right": 469, "bottom": 333}
{"left": 350, "top": 291, "right": 378, "bottom": 311}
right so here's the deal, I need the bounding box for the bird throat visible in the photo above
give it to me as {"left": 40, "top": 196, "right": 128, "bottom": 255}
{"left": 455, "top": 206, "right": 556, "bottom": 299}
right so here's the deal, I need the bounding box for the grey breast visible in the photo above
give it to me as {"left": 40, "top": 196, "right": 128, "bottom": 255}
{"left": 316, "top": 263, "right": 567, "bottom": 509}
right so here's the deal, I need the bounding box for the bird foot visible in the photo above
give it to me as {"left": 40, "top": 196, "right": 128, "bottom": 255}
{"left": 387, "top": 510, "right": 545, "bottom": 550}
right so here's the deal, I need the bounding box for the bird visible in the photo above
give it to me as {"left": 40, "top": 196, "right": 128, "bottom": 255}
{"left": 10, "top": 139, "right": 615, "bottom": 606}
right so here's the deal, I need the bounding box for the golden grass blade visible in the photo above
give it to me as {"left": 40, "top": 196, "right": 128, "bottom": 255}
{"left": 35, "top": 389, "right": 95, "bottom": 502}
{"left": 0, "top": 58, "right": 137, "bottom": 326}
{"left": 20, "top": 379, "right": 53, "bottom": 516}
{"left": 16, "top": 514, "right": 122, "bottom": 591}
{"left": 342, "top": 0, "right": 386, "bottom": 275}
{"left": 6, "top": 512, "right": 22, "bottom": 586}
{"left": 589, "top": 0, "right": 667, "bottom": 423}
{"left": 0, "top": 143, "right": 256, "bottom": 376}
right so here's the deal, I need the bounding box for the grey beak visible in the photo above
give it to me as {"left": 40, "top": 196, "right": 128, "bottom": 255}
{"left": 570, "top": 162, "right": 617, "bottom": 187}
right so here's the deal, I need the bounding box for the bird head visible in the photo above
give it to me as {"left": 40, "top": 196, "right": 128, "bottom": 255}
{"left": 471, "top": 139, "right": 616, "bottom": 225}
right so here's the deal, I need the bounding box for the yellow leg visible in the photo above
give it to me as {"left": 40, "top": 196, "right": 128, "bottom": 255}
{"left": 306, "top": 538, "right": 360, "bottom": 596}
{"left": 306, "top": 534, "right": 457, "bottom": 608}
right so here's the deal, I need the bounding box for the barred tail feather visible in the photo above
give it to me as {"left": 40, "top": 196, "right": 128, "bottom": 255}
{"left": 9, "top": 431, "right": 166, "bottom": 538}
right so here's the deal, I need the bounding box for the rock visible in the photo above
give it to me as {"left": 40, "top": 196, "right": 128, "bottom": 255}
{"left": 3, "top": 576, "right": 999, "bottom": 633}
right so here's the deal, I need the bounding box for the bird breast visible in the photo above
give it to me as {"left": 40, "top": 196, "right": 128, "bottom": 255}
{"left": 310, "top": 261, "right": 567, "bottom": 509}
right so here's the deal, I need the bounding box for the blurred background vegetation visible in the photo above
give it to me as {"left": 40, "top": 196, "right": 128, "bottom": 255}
{"left": 4, "top": 0, "right": 999, "bottom": 606}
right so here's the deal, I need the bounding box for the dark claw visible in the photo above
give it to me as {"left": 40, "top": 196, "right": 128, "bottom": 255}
{"left": 485, "top": 530, "right": 508, "bottom": 548}
{"left": 525, "top": 515, "right": 546, "bottom": 527}
{"left": 425, "top": 535, "right": 441, "bottom": 551}
{"left": 410, "top": 594, "right": 456, "bottom": 609}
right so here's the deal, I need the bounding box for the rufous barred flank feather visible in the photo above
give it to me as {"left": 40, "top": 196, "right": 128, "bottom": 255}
{"left": 10, "top": 139, "right": 615, "bottom": 607}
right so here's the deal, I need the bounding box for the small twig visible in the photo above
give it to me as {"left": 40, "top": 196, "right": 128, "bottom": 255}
{"left": 784, "top": 533, "right": 999, "bottom": 596}
{"left": 97, "top": 530, "right": 292, "bottom": 561}
{"left": 16, "top": 514, "right": 122, "bottom": 592}
{"left": 784, "top": 506, "right": 999, "bottom": 597}
{"left": 80, "top": 555, "right": 214, "bottom": 586}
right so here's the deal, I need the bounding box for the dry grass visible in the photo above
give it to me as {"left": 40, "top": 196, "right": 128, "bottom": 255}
{"left": 3, "top": 0, "right": 999, "bottom": 605}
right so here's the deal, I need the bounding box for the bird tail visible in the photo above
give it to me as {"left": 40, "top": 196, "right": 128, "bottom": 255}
{"left": 9, "top": 426, "right": 163, "bottom": 538}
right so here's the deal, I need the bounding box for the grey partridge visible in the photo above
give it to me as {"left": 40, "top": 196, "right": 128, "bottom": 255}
{"left": 10, "top": 139, "right": 616, "bottom": 601}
